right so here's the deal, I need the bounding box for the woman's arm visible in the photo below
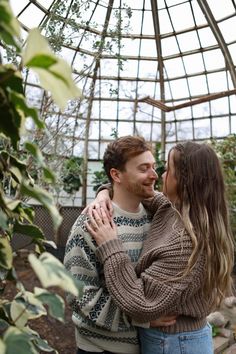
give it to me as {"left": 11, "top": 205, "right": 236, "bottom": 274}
{"left": 84, "top": 183, "right": 170, "bottom": 218}
{"left": 82, "top": 185, "right": 113, "bottom": 218}
{"left": 141, "top": 191, "right": 170, "bottom": 216}
{"left": 96, "top": 238, "right": 195, "bottom": 323}
{"left": 86, "top": 209, "right": 201, "bottom": 323}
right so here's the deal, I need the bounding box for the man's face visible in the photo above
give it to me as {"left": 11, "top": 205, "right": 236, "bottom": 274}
{"left": 118, "top": 151, "right": 158, "bottom": 199}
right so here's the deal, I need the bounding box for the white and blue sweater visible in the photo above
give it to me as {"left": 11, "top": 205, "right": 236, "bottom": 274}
{"left": 64, "top": 202, "right": 151, "bottom": 353}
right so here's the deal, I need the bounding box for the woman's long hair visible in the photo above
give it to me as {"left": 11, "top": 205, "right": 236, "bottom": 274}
{"left": 170, "top": 142, "right": 235, "bottom": 308}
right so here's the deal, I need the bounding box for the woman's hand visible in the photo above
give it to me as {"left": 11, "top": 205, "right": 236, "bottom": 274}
{"left": 82, "top": 189, "right": 113, "bottom": 219}
{"left": 86, "top": 207, "right": 117, "bottom": 246}
{"left": 150, "top": 315, "right": 177, "bottom": 328}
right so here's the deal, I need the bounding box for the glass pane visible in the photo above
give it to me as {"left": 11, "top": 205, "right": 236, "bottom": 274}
{"left": 194, "top": 119, "right": 211, "bottom": 139}
{"left": 188, "top": 76, "right": 208, "bottom": 96}
{"left": 176, "top": 120, "right": 193, "bottom": 140}
{"left": 169, "top": 79, "right": 190, "bottom": 99}
{"left": 210, "top": 98, "right": 230, "bottom": 115}
{"left": 135, "top": 123, "right": 151, "bottom": 140}
{"left": 183, "top": 53, "right": 205, "bottom": 74}
{"left": 231, "top": 116, "right": 236, "bottom": 133}
{"left": 118, "top": 121, "right": 134, "bottom": 136}
{"left": 166, "top": 122, "right": 177, "bottom": 142}
{"left": 17, "top": 4, "right": 46, "bottom": 28}
{"left": 169, "top": 3, "right": 194, "bottom": 31}
{"left": 212, "top": 117, "right": 229, "bottom": 137}
{"left": 207, "top": 0, "right": 235, "bottom": 20}
{"left": 100, "top": 121, "right": 117, "bottom": 139}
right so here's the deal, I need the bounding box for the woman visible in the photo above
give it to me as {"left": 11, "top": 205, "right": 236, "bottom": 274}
{"left": 86, "top": 141, "right": 235, "bottom": 354}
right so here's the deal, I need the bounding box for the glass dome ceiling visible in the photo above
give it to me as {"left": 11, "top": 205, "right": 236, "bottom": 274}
{"left": 4, "top": 0, "right": 236, "bottom": 204}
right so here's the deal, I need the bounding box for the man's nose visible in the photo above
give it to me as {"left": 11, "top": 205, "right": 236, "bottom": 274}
{"left": 150, "top": 169, "right": 158, "bottom": 180}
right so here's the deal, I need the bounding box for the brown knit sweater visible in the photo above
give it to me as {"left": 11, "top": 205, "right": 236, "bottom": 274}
{"left": 96, "top": 192, "right": 210, "bottom": 333}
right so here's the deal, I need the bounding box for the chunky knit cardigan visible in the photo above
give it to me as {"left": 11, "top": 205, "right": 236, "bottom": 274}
{"left": 96, "top": 192, "right": 210, "bottom": 333}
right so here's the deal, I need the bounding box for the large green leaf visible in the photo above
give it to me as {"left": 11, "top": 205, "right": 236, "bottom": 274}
{"left": 1, "top": 197, "right": 35, "bottom": 225}
{"left": 0, "top": 1, "right": 21, "bottom": 50}
{"left": 0, "top": 237, "right": 13, "bottom": 270}
{"left": 0, "top": 66, "right": 23, "bottom": 94}
{"left": 30, "top": 335, "right": 55, "bottom": 353}
{"left": 0, "top": 67, "right": 42, "bottom": 147}
{"left": 0, "top": 88, "right": 21, "bottom": 149}
{"left": 4, "top": 198, "right": 21, "bottom": 212}
{"left": 0, "top": 319, "right": 10, "bottom": 333}
{"left": 3, "top": 327, "right": 38, "bottom": 354}
{"left": 28, "top": 252, "right": 83, "bottom": 297}
{"left": 13, "top": 202, "right": 35, "bottom": 224}
{"left": 34, "top": 287, "right": 64, "bottom": 322}
{"left": 24, "top": 327, "right": 55, "bottom": 353}
{"left": 0, "top": 299, "right": 11, "bottom": 322}
{"left": 0, "top": 339, "right": 6, "bottom": 354}
{"left": 42, "top": 167, "right": 55, "bottom": 183}
{"left": 0, "top": 209, "right": 8, "bottom": 230}
{"left": 9, "top": 166, "right": 22, "bottom": 184}
{"left": 24, "top": 142, "right": 55, "bottom": 183}
{"left": 42, "top": 240, "right": 57, "bottom": 249}
{"left": 24, "top": 142, "right": 45, "bottom": 166}
{"left": 0, "top": 150, "right": 27, "bottom": 172}
{"left": 22, "top": 28, "right": 82, "bottom": 111}
{"left": 20, "top": 182, "right": 62, "bottom": 231}
{"left": 13, "top": 222, "right": 44, "bottom": 240}
{"left": 26, "top": 55, "right": 57, "bottom": 69}
{"left": 9, "top": 90, "right": 44, "bottom": 130}
{"left": 10, "top": 292, "right": 47, "bottom": 328}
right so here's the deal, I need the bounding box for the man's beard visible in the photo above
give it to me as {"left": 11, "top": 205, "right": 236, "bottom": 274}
{"left": 126, "top": 181, "right": 155, "bottom": 198}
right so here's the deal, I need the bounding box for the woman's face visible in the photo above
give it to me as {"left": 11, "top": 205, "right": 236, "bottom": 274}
{"left": 162, "top": 149, "right": 178, "bottom": 203}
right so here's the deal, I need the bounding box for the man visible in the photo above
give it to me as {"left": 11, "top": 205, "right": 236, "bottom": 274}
{"left": 64, "top": 135, "right": 167, "bottom": 354}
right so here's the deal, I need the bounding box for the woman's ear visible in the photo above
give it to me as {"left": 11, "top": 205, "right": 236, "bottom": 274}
{"left": 110, "top": 168, "right": 121, "bottom": 183}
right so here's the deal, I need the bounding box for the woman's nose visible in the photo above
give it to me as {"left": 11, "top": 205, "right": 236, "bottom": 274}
{"left": 162, "top": 171, "right": 166, "bottom": 179}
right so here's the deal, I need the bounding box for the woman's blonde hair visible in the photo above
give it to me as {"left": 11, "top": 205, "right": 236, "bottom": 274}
{"left": 168, "top": 141, "right": 235, "bottom": 308}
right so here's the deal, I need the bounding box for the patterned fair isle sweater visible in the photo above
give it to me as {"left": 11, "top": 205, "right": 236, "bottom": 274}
{"left": 96, "top": 192, "right": 210, "bottom": 333}
{"left": 64, "top": 202, "right": 152, "bottom": 353}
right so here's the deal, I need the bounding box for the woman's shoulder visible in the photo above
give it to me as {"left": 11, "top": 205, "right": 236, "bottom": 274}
{"left": 151, "top": 196, "right": 179, "bottom": 223}
{"left": 153, "top": 191, "right": 170, "bottom": 203}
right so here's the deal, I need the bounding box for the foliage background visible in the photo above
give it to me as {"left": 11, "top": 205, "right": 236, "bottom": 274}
{"left": 0, "top": 1, "right": 83, "bottom": 353}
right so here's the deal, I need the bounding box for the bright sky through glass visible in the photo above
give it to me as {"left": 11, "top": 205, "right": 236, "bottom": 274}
{"left": 7, "top": 0, "right": 236, "bottom": 159}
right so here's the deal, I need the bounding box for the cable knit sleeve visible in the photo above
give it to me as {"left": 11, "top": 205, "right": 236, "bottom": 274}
{"left": 95, "top": 228, "right": 205, "bottom": 323}
{"left": 96, "top": 186, "right": 170, "bottom": 218}
{"left": 141, "top": 192, "right": 171, "bottom": 216}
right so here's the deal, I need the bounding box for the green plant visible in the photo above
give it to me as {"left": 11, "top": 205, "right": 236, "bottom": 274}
{"left": 92, "top": 169, "right": 109, "bottom": 192}
{"left": 211, "top": 324, "right": 220, "bottom": 337}
{"left": 0, "top": 1, "right": 83, "bottom": 352}
{"left": 62, "top": 156, "right": 83, "bottom": 194}
{"left": 209, "top": 134, "right": 236, "bottom": 238}
{"left": 110, "top": 128, "right": 118, "bottom": 139}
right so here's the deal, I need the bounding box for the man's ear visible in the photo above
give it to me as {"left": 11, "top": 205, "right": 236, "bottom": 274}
{"left": 110, "top": 168, "right": 122, "bottom": 183}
